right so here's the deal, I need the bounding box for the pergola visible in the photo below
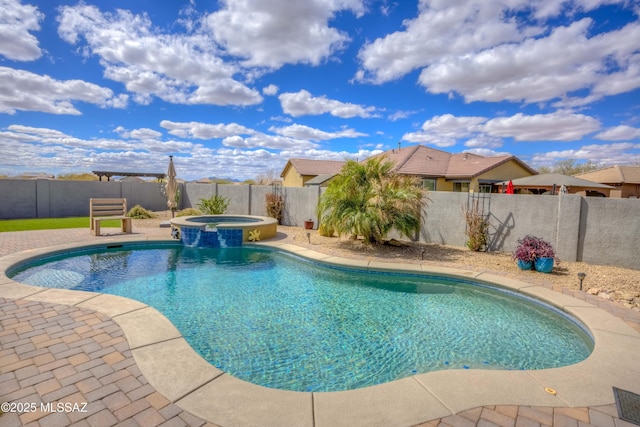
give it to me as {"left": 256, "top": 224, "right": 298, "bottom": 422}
{"left": 92, "top": 171, "right": 166, "bottom": 182}
{"left": 499, "top": 173, "right": 615, "bottom": 195}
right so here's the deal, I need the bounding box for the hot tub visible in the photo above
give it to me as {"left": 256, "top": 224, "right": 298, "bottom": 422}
{"left": 170, "top": 215, "right": 278, "bottom": 247}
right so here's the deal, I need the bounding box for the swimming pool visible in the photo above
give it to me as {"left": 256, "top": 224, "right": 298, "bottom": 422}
{"left": 8, "top": 244, "right": 593, "bottom": 392}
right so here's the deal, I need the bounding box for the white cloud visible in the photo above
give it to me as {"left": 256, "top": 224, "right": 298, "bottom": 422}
{"left": 464, "top": 147, "right": 511, "bottom": 157}
{"left": 357, "top": 1, "right": 541, "bottom": 84}
{"left": 388, "top": 110, "right": 419, "bottom": 121}
{"left": 483, "top": 112, "right": 601, "bottom": 141}
{"left": 279, "top": 89, "right": 377, "bottom": 118}
{"left": 0, "top": 66, "right": 128, "bottom": 115}
{"left": 114, "top": 127, "right": 163, "bottom": 140}
{"left": 421, "top": 18, "right": 640, "bottom": 104}
{"left": 357, "top": 1, "right": 640, "bottom": 106}
{"left": 269, "top": 123, "right": 367, "bottom": 140}
{"left": 0, "top": 0, "right": 43, "bottom": 61}
{"left": 278, "top": 147, "right": 382, "bottom": 162}
{"left": 222, "top": 133, "right": 318, "bottom": 150}
{"left": 595, "top": 125, "right": 640, "bottom": 141}
{"left": 464, "top": 135, "right": 504, "bottom": 149}
{"left": 402, "top": 114, "right": 486, "bottom": 147}
{"left": 263, "top": 84, "right": 279, "bottom": 96}
{"left": 0, "top": 122, "right": 380, "bottom": 180}
{"left": 207, "top": 0, "right": 364, "bottom": 68}
{"left": 3, "top": 125, "right": 195, "bottom": 153}
{"left": 403, "top": 111, "right": 603, "bottom": 147}
{"left": 160, "top": 120, "right": 256, "bottom": 139}
{"left": 532, "top": 142, "right": 640, "bottom": 167}
{"left": 57, "top": 4, "right": 262, "bottom": 107}
{"left": 401, "top": 132, "right": 457, "bottom": 147}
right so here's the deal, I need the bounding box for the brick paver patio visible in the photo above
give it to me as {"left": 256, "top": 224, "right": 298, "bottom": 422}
{"left": 1, "top": 226, "right": 639, "bottom": 426}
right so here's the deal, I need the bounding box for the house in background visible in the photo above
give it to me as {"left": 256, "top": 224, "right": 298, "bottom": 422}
{"left": 280, "top": 145, "right": 537, "bottom": 191}
{"left": 575, "top": 165, "right": 640, "bottom": 198}
{"left": 371, "top": 145, "right": 537, "bottom": 192}
{"left": 280, "top": 159, "right": 346, "bottom": 187}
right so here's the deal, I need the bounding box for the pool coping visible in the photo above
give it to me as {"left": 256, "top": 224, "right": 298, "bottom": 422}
{"left": 1, "top": 235, "right": 639, "bottom": 427}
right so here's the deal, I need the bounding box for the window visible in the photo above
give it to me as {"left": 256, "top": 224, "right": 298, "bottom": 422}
{"left": 453, "top": 182, "right": 469, "bottom": 192}
{"left": 422, "top": 179, "right": 436, "bottom": 191}
{"left": 479, "top": 184, "right": 492, "bottom": 193}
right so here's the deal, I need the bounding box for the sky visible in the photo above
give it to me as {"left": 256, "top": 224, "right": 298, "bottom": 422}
{"left": 1, "top": 0, "right": 640, "bottom": 181}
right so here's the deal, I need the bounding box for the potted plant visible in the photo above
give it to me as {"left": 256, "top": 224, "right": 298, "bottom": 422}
{"left": 304, "top": 219, "right": 314, "bottom": 230}
{"left": 533, "top": 239, "right": 556, "bottom": 273}
{"left": 512, "top": 235, "right": 537, "bottom": 270}
{"left": 512, "top": 235, "right": 556, "bottom": 273}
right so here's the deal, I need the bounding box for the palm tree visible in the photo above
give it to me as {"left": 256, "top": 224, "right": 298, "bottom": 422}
{"left": 317, "top": 157, "right": 427, "bottom": 244}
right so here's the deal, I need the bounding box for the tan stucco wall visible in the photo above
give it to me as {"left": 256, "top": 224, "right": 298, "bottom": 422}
{"left": 435, "top": 178, "right": 453, "bottom": 191}
{"left": 619, "top": 184, "right": 640, "bottom": 198}
{"left": 478, "top": 161, "right": 535, "bottom": 181}
{"left": 282, "top": 169, "right": 305, "bottom": 187}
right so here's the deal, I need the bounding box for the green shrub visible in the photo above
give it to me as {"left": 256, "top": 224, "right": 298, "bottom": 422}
{"left": 197, "top": 195, "right": 229, "bottom": 214}
{"left": 126, "top": 205, "right": 155, "bottom": 219}
{"left": 176, "top": 208, "right": 202, "bottom": 217}
{"left": 318, "top": 222, "right": 335, "bottom": 237}
{"left": 317, "top": 157, "right": 427, "bottom": 244}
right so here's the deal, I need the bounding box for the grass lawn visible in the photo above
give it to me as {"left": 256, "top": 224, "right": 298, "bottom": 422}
{"left": 0, "top": 217, "right": 122, "bottom": 232}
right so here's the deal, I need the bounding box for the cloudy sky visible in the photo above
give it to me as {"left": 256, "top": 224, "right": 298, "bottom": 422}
{"left": 1, "top": 0, "right": 639, "bottom": 181}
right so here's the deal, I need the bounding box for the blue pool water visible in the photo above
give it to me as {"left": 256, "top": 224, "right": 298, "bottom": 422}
{"left": 9, "top": 244, "right": 593, "bottom": 392}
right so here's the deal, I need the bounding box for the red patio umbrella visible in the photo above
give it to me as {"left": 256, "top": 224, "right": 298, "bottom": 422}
{"left": 506, "top": 180, "right": 514, "bottom": 194}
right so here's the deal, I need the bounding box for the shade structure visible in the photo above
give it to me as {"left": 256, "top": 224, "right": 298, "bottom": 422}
{"left": 498, "top": 173, "right": 615, "bottom": 195}
{"left": 165, "top": 156, "right": 178, "bottom": 214}
{"left": 506, "top": 180, "right": 514, "bottom": 194}
{"left": 499, "top": 173, "right": 615, "bottom": 189}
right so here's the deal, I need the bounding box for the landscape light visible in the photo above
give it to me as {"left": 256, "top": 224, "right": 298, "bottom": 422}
{"left": 306, "top": 232, "right": 311, "bottom": 244}
{"left": 577, "top": 272, "right": 586, "bottom": 290}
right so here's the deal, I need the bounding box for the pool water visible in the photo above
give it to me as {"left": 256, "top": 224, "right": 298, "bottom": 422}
{"left": 9, "top": 245, "right": 593, "bottom": 392}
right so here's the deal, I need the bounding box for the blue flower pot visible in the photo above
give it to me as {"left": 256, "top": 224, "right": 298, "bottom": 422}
{"left": 517, "top": 259, "right": 533, "bottom": 270}
{"left": 535, "top": 257, "right": 554, "bottom": 273}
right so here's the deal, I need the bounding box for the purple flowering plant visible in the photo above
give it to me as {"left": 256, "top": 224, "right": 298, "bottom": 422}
{"left": 512, "top": 235, "right": 555, "bottom": 263}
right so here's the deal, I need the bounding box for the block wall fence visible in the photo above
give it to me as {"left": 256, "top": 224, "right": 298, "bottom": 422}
{"left": 0, "top": 179, "right": 638, "bottom": 269}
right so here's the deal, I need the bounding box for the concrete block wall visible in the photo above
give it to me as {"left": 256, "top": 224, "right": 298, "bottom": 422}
{"left": 282, "top": 186, "right": 321, "bottom": 227}
{"left": 182, "top": 183, "right": 214, "bottom": 211}
{"left": 419, "top": 192, "right": 468, "bottom": 246}
{"left": 181, "top": 183, "right": 320, "bottom": 227}
{"left": 249, "top": 185, "right": 274, "bottom": 217}
{"left": 0, "top": 180, "right": 37, "bottom": 219}
{"left": 0, "top": 179, "right": 169, "bottom": 218}
{"left": 578, "top": 197, "right": 640, "bottom": 269}
{"left": 1, "top": 179, "right": 638, "bottom": 269}
{"left": 482, "top": 193, "right": 561, "bottom": 254}
{"left": 218, "top": 184, "right": 250, "bottom": 214}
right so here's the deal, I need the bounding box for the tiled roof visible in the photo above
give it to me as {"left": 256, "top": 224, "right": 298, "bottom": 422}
{"left": 575, "top": 165, "right": 640, "bottom": 184}
{"left": 373, "top": 145, "right": 536, "bottom": 178}
{"left": 286, "top": 158, "right": 346, "bottom": 176}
